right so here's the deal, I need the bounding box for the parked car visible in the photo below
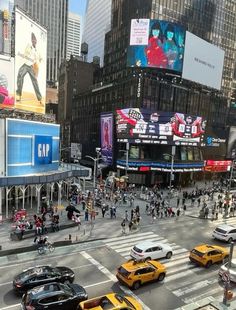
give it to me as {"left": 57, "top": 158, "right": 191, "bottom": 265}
{"left": 116, "top": 259, "right": 166, "bottom": 290}
{"left": 219, "top": 259, "right": 236, "bottom": 283}
{"left": 130, "top": 241, "right": 173, "bottom": 261}
{"left": 13, "top": 266, "right": 74, "bottom": 294}
{"left": 77, "top": 293, "right": 142, "bottom": 310}
{"left": 212, "top": 224, "right": 236, "bottom": 243}
{"left": 21, "top": 282, "right": 87, "bottom": 310}
{"left": 189, "top": 244, "right": 229, "bottom": 268}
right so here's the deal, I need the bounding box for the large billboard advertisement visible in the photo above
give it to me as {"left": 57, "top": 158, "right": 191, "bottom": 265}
{"left": 100, "top": 113, "right": 113, "bottom": 165}
{"left": 0, "top": 0, "right": 14, "bottom": 55}
{"left": 14, "top": 7, "right": 47, "bottom": 114}
{"left": 227, "top": 127, "right": 236, "bottom": 159}
{"left": 182, "top": 31, "right": 224, "bottom": 90}
{"left": 127, "top": 19, "right": 185, "bottom": 73}
{"left": 6, "top": 119, "right": 60, "bottom": 176}
{"left": 116, "top": 108, "right": 206, "bottom": 146}
{"left": 0, "top": 56, "right": 14, "bottom": 107}
{"left": 0, "top": 119, "right": 5, "bottom": 176}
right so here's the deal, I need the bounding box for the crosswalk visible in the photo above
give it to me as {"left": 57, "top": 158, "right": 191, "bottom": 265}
{"left": 103, "top": 232, "right": 236, "bottom": 305}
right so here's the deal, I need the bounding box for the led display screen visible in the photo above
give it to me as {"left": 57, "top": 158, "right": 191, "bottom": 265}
{"left": 127, "top": 19, "right": 185, "bottom": 73}
{"left": 116, "top": 108, "right": 206, "bottom": 146}
{"left": 100, "top": 113, "right": 113, "bottom": 165}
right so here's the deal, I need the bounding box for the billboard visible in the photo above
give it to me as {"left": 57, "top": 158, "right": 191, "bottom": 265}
{"left": 14, "top": 7, "right": 47, "bottom": 114}
{"left": 204, "top": 160, "right": 231, "bottom": 172}
{"left": 0, "top": 119, "right": 5, "bottom": 176}
{"left": 6, "top": 119, "right": 60, "bottom": 176}
{"left": 100, "top": 113, "right": 113, "bottom": 165}
{"left": 227, "top": 127, "right": 236, "bottom": 159}
{"left": 0, "top": 0, "right": 14, "bottom": 55}
{"left": 0, "top": 56, "right": 14, "bottom": 107}
{"left": 127, "top": 19, "right": 185, "bottom": 73}
{"left": 71, "top": 142, "right": 82, "bottom": 160}
{"left": 116, "top": 108, "right": 206, "bottom": 146}
{"left": 182, "top": 31, "right": 225, "bottom": 90}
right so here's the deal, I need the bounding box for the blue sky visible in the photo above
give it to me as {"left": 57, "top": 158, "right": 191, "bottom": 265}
{"left": 69, "top": 0, "right": 87, "bottom": 16}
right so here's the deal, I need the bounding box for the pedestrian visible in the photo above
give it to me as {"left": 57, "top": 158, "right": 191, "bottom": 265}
{"left": 176, "top": 208, "right": 180, "bottom": 218}
{"left": 151, "top": 212, "right": 156, "bottom": 224}
{"left": 84, "top": 208, "right": 89, "bottom": 221}
{"left": 110, "top": 207, "right": 113, "bottom": 219}
{"left": 124, "top": 210, "right": 129, "bottom": 222}
{"left": 128, "top": 220, "right": 133, "bottom": 232}
{"left": 74, "top": 214, "right": 81, "bottom": 230}
{"left": 183, "top": 204, "right": 186, "bottom": 215}
{"left": 121, "top": 219, "right": 126, "bottom": 234}
{"left": 102, "top": 205, "right": 106, "bottom": 218}
{"left": 177, "top": 197, "right": 180, "bottom": 207}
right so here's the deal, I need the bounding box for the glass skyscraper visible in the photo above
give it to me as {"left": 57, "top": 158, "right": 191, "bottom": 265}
{"left": 66, "top": 12, "right": 81, "bottom": 60}
{"left": 15, "top": 0, "right": 68, "bottom": 84}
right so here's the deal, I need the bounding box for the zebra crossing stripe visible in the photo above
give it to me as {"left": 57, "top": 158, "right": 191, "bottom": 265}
{"left": 164, "top": 257, "right": 190, "bottom": 268}
{"left": 183, "top": 286, "right": 223, "bottom": 304}
{"left": 165, "top": 267, "right": 203, "bottom": 283}
{"left": 104, "top": 232, "right": 156, "bottom": 243}
{"left": 109, "top": 237, "right": 167, "bottom": 249}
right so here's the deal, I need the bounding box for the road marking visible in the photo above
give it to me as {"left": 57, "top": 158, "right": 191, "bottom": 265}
{"left": 173, "top": 278, "right": 219, "bottom": 297}
{"left": 0, "top": 304, "right": 21, "bottom": 309}
{"left": 84, "top": 279, "right": 112, "bottom": 288}
{"left": 0, "top": 281, "right": 11, "bottom": 287}
{"left": 183, "top": 286, "right": 223, "bottom": 304}
{"left": 104, "top": 232, "right": 156, "bottom": 243}
{"left": 72, "top": 263, "right": 93, "bottom": 270}
{"left": 81, "top": 251, "right": 152, "bottom": 310}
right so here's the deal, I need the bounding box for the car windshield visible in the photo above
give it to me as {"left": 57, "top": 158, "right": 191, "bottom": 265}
{"left": 191, "top": 249, "right": 204, "bottom": 257}
{"left": 118, "top": 267, "right": 131, "bottom": 278}
{"left": 122, "top": 296, "right": 135, "bottom": 309}
{"left": 133, "top": 246, "right": 142, "bottom": 253}
{"left": 215, "top": 227, "right": 227, "bottom": 234}
{"left": 59, "top": 283, "right": 73, "bottom": 295}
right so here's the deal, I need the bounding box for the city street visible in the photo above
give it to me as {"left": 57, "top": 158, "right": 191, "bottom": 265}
{"left": 1, "top": 205, "right": 236, "bottom": 310}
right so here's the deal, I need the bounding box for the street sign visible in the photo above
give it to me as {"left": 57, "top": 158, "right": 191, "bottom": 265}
{"left": 222, "top": 272, "right": 230, "bottom": 283}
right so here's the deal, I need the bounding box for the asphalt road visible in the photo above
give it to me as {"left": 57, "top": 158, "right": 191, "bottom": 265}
{"left": 1, "top": 213, "right": 236, "bottom": 310}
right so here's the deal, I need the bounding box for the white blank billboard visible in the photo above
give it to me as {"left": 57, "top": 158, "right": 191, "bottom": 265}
{"left": 182, "top": 31, "right": 225, "bottom": 90}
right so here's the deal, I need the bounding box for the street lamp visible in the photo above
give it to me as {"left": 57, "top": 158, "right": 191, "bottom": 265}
{"left": 164, "top": 146, "right": 176, "bottom": 204}
{"left": 119, "top": 142, "right": 129, "bottom": 176}
{"left": 85, "top": 148, "right": 101, "bottom": 188}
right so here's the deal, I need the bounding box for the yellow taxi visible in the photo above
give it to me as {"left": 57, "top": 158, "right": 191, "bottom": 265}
{"left": 77, "top": 293, "right": 142, "bottom": 310}
{"left": 116, "top": 259, "right": 166, "bottom": 290}
{"left": 189, "top": 244, "right": 229, "bottom": 268}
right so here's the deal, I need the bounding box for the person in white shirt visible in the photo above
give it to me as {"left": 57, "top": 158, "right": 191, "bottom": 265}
{"left": 16, "top": 32, "right": 42, "bottom": 103}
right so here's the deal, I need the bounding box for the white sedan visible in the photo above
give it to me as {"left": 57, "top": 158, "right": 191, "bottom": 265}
{"left": 130, "top": 241, "right": 173, "bottom": 261}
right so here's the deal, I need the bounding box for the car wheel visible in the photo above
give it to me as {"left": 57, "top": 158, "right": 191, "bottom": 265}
{"left": 228, "top": 238, "right": 233, "bottom": 243}
{"left": 158, "top": 273, "right": 165, "bottom": 281}
{"left": 145, "top": 257, "right": 151, "bottom": 261}
{"left": 132, "top": 281, "right": 141, "bottom": 290}
{"left": 166, "top": 251, "right": 172, "bottom": 259}
{"left": 205, "top": 260, "right": 212, "bottom": 268}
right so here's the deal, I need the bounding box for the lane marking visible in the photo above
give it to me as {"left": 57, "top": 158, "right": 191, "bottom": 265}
{"left": 0, "top": 281, "right": 11, "bottom": 287}
{"left": 84, "top": 279, "right": 112, "bottom": 288}
{"left": 173, "top": 278, "right": 219, "bottom": 297}
{"left": 0, "top": 304, "right": 21, "bottom": 310}
{"left": 81, "top": 251, "right": 152, "bottom": 310}
{"left": 104, "top": 232, "right": 156, "bottom": 243}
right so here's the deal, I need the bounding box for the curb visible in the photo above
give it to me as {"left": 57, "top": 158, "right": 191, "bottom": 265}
{"left": 0, "top": 237, "right": 107, "bottom": 257}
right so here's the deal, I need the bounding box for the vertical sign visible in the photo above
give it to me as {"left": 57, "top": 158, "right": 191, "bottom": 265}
{"left": 100, "top": 113, "right": 113, "bottom": 165}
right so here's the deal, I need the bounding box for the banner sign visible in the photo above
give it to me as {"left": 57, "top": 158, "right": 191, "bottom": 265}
{"left": 34, "top": 135, "right": 52, "bottom": 165}
{"left": 100, "top": 113, "right": 113, "bottom": 165}
{"left": 204, "top": 160, "right": 232, "bottom": 172}
{"left": 116, "top": 108, "right": 206, "bottom": 146}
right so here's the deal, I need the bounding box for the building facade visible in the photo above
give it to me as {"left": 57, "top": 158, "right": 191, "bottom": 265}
{"left": 15, "top": 0, "right": 68, "bottom": 85}
{"left": 67, "top": 0, "right": 236, "bottom": 185}
{"left": 82, "top": 0, "right": 112, "bottom": 66}
{"left": 66, "top": 12, "right": 81, "bottom": 60}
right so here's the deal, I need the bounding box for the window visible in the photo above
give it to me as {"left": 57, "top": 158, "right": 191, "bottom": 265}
{"left": 40, "top": 296, "right": 58, "bottom": 304}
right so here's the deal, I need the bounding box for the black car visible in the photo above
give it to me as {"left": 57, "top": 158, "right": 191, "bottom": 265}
{"left": 13, "top": 266, "right": 74, "bottom": 294}
{"left": 21, "top": 282, "right": 88, "bottom": 310}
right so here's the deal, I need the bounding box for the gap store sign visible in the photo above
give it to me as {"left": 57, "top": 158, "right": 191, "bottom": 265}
{"left": 6, "top": 119, "right": 60, "bottom": 176}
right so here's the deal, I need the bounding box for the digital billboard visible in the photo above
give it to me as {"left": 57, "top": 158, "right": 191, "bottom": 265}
{"left": 0, "top": 56, "right": 14, "bottom": 108}
{"left": 227, "top": 127, "right": 236, "bottom": 159}
{"left": 116, "top": 108, "right": 206, "bottom": 146}
{"left": 0, "top": 119, "right": 5, "bottom": 176}
{"left": 182, "top": 31, "right": 225, "bottom": 90}
{"left": 14, "top": 7, "right": 47, "bottom": 114}
{"left": 100, "top": 113, "right": 113, "bottom": 165}
{"left": 127, "top": 19, "right": 185, "bottom": 73}
{"left": 6, "top": 119, "right": 60, "bottom": 176}
{"left": 0, "top": 0, "right": 14, "bottom": 55}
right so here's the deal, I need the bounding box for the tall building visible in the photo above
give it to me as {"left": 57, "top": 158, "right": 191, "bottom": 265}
{"left": 66, "top": 12, "right": 81, "bottom": 60}
{"left": 69, "top": 0, "right": 236, "bottom": 185}
{"left": 15, "top": 0, "right": 68, "bottom": 85}
{"left": 83, "top": 0, "right": 112, "bottom": 66}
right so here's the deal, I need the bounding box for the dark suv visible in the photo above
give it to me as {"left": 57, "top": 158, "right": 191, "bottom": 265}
{"left": 13, "top": 266, "right": 75, "bottom": 294}
{"left": 21, "top": 282, "right": 88, "bottom": 310}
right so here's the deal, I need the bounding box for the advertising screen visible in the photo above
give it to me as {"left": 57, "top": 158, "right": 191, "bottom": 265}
{"left": 0, "top": 0, "right": 14, "bottom": 55}
{"left": 0, "top": 56, "right": 14, "bottom": 108}
{"left": 14, "top": 7, "right": 47, "bottom": 114}
{"left": 6, "top": 119, "right": 60, "bottom": 176}
{"left": 127, "top": 19, "right": 185, "bottom": 73}
{"left": 0, "top": 119, "right": 5, "bottom": 176}
{"left": 227, "top": 127, "right": 236, "bottom": 159}
{"left": 182, "top": 31, "right": 225, "bottom": 90}
{"left": 116, "top": 108, "right": 206, "bottom": 146}
{"left": 100, "top": 113, "right": 113, "bottom": 165}
{"left": 204, "top": 160, "right": 232, "bottom": 172}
